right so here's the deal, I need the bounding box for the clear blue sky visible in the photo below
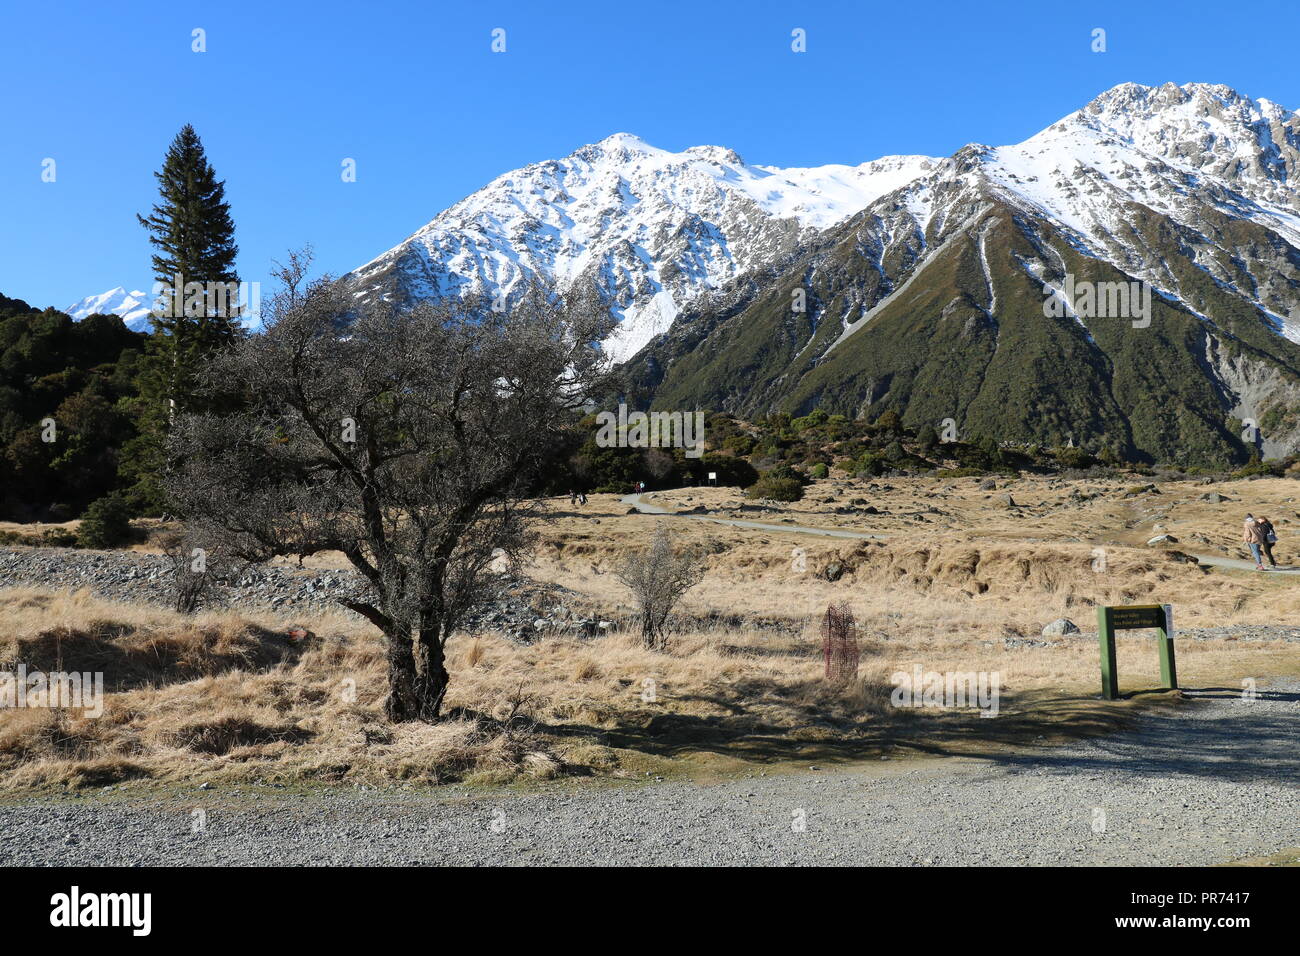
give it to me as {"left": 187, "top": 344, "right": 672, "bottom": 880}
{"left": 3, "top": 0, "right": 1298, "bottom": 311}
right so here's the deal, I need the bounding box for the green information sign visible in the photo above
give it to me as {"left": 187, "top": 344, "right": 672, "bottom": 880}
{"left": 1108, "top": 605, "right": 1166, "bottom": 629}
{"left": 1097, "top": 603, "right": 1176, "bottom": 700}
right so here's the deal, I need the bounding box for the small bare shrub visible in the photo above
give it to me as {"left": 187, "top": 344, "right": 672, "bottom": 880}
{"left": 159, "top": 530, "right": 236, "bottom": 614}
{"left": 616, "top": 524, "right": 706, "bottom": 650}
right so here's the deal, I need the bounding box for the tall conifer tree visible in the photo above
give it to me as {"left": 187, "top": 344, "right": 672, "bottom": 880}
{"left": 127, "top": 125, "right": 242, "bottom": 510}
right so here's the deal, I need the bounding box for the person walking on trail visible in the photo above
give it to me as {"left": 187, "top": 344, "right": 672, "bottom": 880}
{"left": 1244, "top": 514, "right": 1268, "bottom": 570}
{"left": 1257, "top": 515, "right": 1279, "bottom": 567}
{"left": 569, "top": 490, "right": 577, "bottom": 507}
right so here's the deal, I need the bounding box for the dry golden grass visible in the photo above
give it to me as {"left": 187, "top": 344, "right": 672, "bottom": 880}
{"left": 529, "top": 512, "right": 1295, "bottom": 630}
{"left": 2, "top": 566, "right": 1295, "bottom": 793}
{"left": 2, "top": 473, "right": 1298, "bottom": 792}
{"left": 0, "top": 588, "right": 571, "bottom": 791}
{"left": 537, "top": 474, "right": 1300, "bottom": 560}
{"left": 0, "top": 586, "right": 910, "bottom": 791}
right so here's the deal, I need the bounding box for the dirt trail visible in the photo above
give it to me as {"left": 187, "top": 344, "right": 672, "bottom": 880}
{"left": 621, "top": 494, "right": 1300, "bottom": 575}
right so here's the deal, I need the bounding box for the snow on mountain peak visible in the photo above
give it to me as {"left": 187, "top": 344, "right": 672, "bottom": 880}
{"left": 828, "top": 81, "right": 1300, "bottom": 352}
{"left": 346, "top": 135, "right": 940, "bottom": 361}
{"left": 980, "top": 81, "right": 1300, "bottom": 253}
{"left": 65, "top": 287, "right": 154, "bottom": 332}
{"left": 1060, "top": 82, "right": 1300, "bottom": 199}
{"left": 344, "top": 82, "right": 1300, "bottom": 363}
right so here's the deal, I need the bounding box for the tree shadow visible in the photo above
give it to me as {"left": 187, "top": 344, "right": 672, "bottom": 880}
{"left": 531, "top": 679, "right": 1300, "bottom": 786}
{"left": 5, "top": 622, "right": 304, "bottom": 691}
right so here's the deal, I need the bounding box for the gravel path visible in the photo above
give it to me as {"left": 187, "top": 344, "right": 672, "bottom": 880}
{"left": 2, "top": 681, "right": 1296, "bottom": 866}
{"left": 621, "top": 493, "right": 1300, "bottom": 575}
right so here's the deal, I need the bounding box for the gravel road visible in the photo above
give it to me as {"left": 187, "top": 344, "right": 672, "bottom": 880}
{"left": 2, "top": 680, "right": 1296, "bottom": 866}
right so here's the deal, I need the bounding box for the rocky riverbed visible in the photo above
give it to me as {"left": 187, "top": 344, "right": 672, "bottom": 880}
{"left": 0, "top": 546, "right": 608, "bottom": 643}
{"left": 0, "top": 546, "right": 804, "bottom": 642}
{"left": 3, "top": 545, "right": 1296, "bottom": 646}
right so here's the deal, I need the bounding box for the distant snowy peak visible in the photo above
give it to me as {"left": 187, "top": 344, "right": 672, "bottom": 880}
{"left": 345, "top": 134, "right": 938, "bottom": 361}
{"left": 65, "top": 287, "right": 153, "bottom": 332}
{"left": 347, "top": 82, "right": 1300, "bottom": 362}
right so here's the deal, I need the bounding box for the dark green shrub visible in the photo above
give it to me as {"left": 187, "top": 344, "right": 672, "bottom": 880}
{"left": 745, "top": 475, "right": 804, "bottom": 502}
{"left": 76, "top": 494, "right": 134, "bottom": 548}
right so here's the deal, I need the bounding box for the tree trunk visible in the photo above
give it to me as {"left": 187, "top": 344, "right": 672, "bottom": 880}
{"left": 641, "top": 613, "right": 663, "bottom": 651}
{"left": 413, "top": 626, "right": 449, "bottom": 721}
{"left": 383, "top": 631, "right": 421, "bottom": 722}
{"left": 381, "top": 619, "right": 449, "bottom": 723}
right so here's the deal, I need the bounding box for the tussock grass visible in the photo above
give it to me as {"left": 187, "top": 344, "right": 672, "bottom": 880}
{"left": 0, "top": 587, "right": 901, "bottom": 791}
{"left": 3, "top": 472, "right": 1298, "bottom": 792}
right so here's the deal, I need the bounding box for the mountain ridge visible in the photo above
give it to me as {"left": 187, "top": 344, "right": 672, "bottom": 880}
{"left": 615, "top": 82, "right": 1300, "bottom": 465}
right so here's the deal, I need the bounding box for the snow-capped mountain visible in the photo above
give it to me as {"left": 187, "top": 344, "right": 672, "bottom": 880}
{"left": 983, "top": 82, "right": 1300, "bottom": 339}
{"left": 344, "top": 81, "right": 1300, "bottom": 464}
{"left": 344, "top": 135, "right": 936, "bottom": 361}
{"left": 799, "top": 81, "right": 1300, "bottom": 357}
{"left": 623, "top": 82, "right": 1300, "bottom": 465}
{"left": 66, "top": 287, "right": 154, "bottom": 332}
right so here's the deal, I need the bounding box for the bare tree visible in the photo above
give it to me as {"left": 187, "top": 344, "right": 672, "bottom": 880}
{"left": 158, "top": 529, "right": 237, "bottom": 614}
{"left": 165, "top": 257, "right": 615, "bottom": 720}
{"left": 616, "top": 524, "right": 706, "bottom": 650}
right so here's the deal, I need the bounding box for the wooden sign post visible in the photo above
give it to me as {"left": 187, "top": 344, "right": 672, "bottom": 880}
{"left": 1096, "top": 603, "right": 1176, "bottom": 700}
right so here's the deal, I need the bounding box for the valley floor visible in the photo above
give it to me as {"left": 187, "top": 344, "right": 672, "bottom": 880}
{"left": 0, "top": 678, "right": 1295, "bottom": 866}
{"left": 1, "top": 472, "right": 1298, "bottom": 866}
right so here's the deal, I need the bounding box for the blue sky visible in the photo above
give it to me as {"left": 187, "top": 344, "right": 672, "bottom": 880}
{"left": 3, "top": 0, "right": 1298, "bottom": 311}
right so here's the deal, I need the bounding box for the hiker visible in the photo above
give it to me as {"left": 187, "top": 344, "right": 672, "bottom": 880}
{"left": 578, "top": 491, "right": 587, "bottom": 506}
{"left": 1243, "top": 514, "right": 1268, "bottom": 570}
{"left": 569, "top": 489, "right": 577, "bottom": 507}
{"left": 1257, "top": 515, "right": 1279, "bottom": 567}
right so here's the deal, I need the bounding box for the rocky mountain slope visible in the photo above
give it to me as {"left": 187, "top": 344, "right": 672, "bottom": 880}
{"left": 622, "top": 83, "right": 1300, "bottom": 466}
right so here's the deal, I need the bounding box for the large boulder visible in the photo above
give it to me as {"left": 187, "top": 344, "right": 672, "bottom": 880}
{"left": 1041, "top": 618, "right": 1081, "bottom": 637}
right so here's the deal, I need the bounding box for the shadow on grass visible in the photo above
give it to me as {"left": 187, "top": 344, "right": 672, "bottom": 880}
{"left": 533, "top": 677, "right": 1300, "bottom": 785}
{"left": 4, "top": 622, "right": 303, "bottom": 691}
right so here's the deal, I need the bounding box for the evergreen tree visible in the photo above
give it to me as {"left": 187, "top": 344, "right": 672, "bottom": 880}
{"left": 917, "top": 423, "right": 939, "bottom": 452}
{"left": 130, "top": 125, "right": 242, "bottom": 511}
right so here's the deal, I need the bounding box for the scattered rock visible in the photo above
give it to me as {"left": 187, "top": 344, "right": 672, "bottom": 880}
{"left": 1041, "top": 618, "right": 1080, "bottom": 637}
{"left": 1146, "top": 534, "right": 1178, "bottom": 546}
{"left": 822, "top": 561, "right": 846, "bottom": 582}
